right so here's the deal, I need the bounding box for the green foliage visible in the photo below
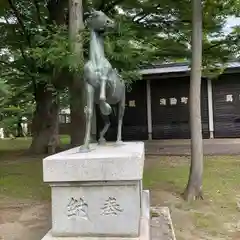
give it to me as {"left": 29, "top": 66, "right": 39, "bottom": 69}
{"left": 124, "top": 0, "right": 238, "bottom": 62}
{"left": 29, "top": 25, "right": 89, "bottom": 74}
{"left": 0, "top": 79, "right": 8, "bottom": 97}
{"left": 226, "top": 26, "right": 240, "bottom": 58}
{"left": 29, "top": 25, "right": 72, "bottom": 69}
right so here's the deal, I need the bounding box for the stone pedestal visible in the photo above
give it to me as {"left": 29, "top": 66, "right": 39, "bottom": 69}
{"left": 42, "top": 142, "right": 150, "bottom": 240}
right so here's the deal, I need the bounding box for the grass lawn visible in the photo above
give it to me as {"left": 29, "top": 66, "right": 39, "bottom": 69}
{"left": 1, "top": 138, "right": 240, "bottom": 239}
{"left": 144, "top": 156, "right": 240, "bottom": 240}
{"left": 0, "top": 136, "right": 69, "bottom": 200}
{"left": 0, "top": 135, "right": 70, "bottom": 151}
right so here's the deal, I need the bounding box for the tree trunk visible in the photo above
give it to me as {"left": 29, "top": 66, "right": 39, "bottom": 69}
{"left": 27, "top": 0, "right": 68, "bottom": 154}
{"left": 29, "top": 83, "right": 59, "bottom": 154}
{"left": 68, "top": 0, "right": 86, "bottom": 147}
{"left": 183, "top": 0, "right": 204, "bottom": 201}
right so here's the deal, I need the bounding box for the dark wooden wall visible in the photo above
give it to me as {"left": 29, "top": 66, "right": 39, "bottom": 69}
{"left": 213, "top": 73, "right": 240, "bottom": 137}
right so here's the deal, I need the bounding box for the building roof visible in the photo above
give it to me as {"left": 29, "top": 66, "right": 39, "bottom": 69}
{"left": 139, "top": 61, "right": 240, "bottom": 75}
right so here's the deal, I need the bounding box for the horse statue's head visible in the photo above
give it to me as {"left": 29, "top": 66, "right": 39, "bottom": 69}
{"left": 86, "top": 10, "right": 115, "bottom": 33}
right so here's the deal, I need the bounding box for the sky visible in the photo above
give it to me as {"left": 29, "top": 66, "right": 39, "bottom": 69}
{"left": 224, "top": 16, "right": 240, "bottom": 33}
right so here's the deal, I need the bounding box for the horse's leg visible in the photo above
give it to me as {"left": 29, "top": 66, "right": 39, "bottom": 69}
{"left": 98, "top": 113, "right": 110, "bottom": 145}
{"left": 79, "top": 83, "right": 94, "bottom": 152}
{"left": 116, "top": 86, "right": 125, "bottom": 144}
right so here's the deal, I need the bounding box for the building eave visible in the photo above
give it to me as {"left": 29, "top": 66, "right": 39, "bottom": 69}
{"left": 139, "top": 61, "right": 240, "bottom": 75}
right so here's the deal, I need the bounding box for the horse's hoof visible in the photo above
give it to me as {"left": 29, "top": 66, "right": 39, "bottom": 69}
{"left": 98, "top": 138, "right": 106, "bottom": 145}
{"left": 116, "top": 140, "right": 124, "bottom": 145}
{"left": 79, "top": 145, "right": 91, "bottom": 153}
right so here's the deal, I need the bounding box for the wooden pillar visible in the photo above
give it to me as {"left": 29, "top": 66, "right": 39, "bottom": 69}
{"left": 207, "top": 78, "right": 214, "bottom": 138}
{"left": 146, "top": 79, "right": 153, "bottom": 140}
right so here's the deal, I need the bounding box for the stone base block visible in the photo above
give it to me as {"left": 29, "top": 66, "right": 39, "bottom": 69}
{"left": 43, "top": 142, "right": 145, "bottom": 238}
{"left": 51, "top": 181, "right": 141, "bottom": 237}
{"left": 42, "top": 190, "right": 150, "bottom": 240}
{"left": 151, "top": 206, "right": 176, "bottom": 240}
{"left": 43, "top": 142, "right": 145, "bottom": 182}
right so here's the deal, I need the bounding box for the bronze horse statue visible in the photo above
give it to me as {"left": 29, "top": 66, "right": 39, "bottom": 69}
{"left": 80, "top": 10, "right": 126, "bottom": 152}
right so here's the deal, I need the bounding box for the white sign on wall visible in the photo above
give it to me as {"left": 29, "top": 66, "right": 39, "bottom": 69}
{"left": 159, "top": 96, "right": 190, "bottom": 106}
{"left": 181, "top": 97, "right": 188, "bottom": 104}
{"left": 160, "top": 98, "right": 167, "bottom": 106}
{"left": 169, "top": 97, "right": 177, "bottom": 105}
{"left": 128, "top": 100, "right": 136, "bottom": 107}
{"left": 226, "top": 94, "right": 233, "bottom": 102}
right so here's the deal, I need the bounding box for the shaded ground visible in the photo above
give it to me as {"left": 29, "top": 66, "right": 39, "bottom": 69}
{"left": 1, "top": 138, "right": 240, "bottom": 240}
{"left": 0, "top": 197, "right": 51, "bottom": 240}
{"left": 146, "top": 139, "right": 240, "bottom": 155}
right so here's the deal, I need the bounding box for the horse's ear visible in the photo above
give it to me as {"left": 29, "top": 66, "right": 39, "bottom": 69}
{"left": 84, "top": 8, "right": 99, "bottom": 24}
{"left": 84, "top": 11, "right": 91, "bottom": 19}
{"left": 90, "top": 8, "right": 96, "bottom": 12}
{"left": 89, "top": 8, "right": 99, "bottom": 17}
